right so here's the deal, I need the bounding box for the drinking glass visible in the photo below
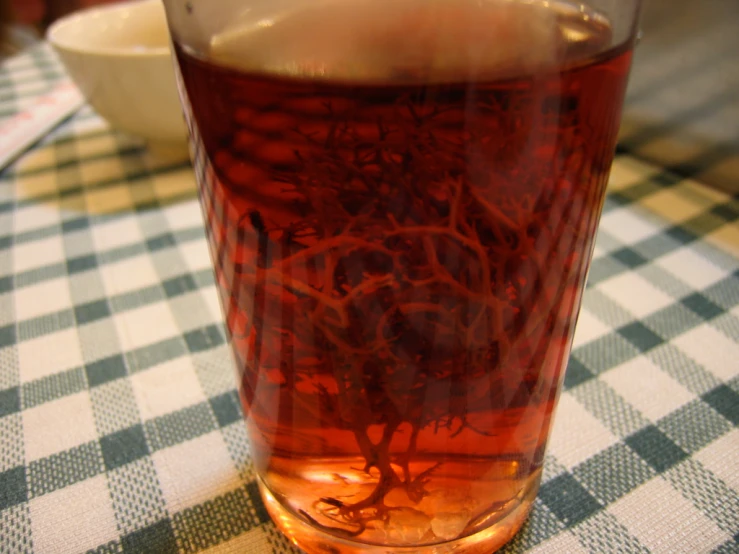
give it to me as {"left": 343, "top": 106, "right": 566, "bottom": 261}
{"left": 161, "top": 0, "right": 641, "bottom": 551}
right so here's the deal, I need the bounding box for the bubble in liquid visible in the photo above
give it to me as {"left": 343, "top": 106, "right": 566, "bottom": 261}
{"left": 418, "top": 487, "right": 479, "bottom": 514}
{"left": 431, "top": 510, "right": 472, "bottom": 540}
{"left": 384, "top": 508, "right": 432, "bottom": 545}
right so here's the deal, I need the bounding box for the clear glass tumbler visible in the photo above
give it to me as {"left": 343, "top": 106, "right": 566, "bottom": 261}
{"left": 161, "top": 0, "right": 641, "bottom": 551}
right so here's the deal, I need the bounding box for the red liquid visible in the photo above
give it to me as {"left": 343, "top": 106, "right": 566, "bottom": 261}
{"left": 175, "top": 0, "right": 632, "bottom": 549}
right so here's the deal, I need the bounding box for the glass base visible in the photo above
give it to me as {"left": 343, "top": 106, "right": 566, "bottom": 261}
{"left": 258, "top": 475, "right": 538, "bottom": 554}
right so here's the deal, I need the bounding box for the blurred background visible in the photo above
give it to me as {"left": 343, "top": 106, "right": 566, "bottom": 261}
{"left": 620, "top": 0, "right": 739, "bottom": 194}
{"left": 1, "top": 0, "right": 120, "bottom": 55}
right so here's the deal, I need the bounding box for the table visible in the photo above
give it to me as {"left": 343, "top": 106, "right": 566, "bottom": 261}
{"left": 619, "top": 0, "right": 739, "bottom": 194}
{"left": 1, "top": 44, "right": 737, "bottom": 554}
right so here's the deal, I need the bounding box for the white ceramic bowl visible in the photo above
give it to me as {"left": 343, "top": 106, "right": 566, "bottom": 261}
{"left": 47, "top": 0, "right": 187, "bottom": 149}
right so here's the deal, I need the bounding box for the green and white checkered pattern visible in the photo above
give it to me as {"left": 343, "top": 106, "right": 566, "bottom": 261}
{"left": 1, "top": 44, "right": 738, "bottom": 554}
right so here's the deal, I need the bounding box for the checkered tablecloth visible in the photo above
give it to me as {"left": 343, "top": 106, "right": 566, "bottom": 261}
{"left": 1, "top": 44, "right": 737, "bottom": 554}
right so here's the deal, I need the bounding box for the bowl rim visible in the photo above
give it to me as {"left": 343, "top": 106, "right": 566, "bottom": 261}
{"left": 46, "top": 0, "right": 170, "bottom": 58}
